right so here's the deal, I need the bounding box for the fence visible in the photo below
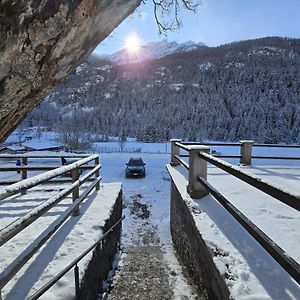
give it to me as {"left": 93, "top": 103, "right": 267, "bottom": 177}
{"left": 94, "top": 146, "right": 141, "bottom": 153}
{"left": 27, "top": 216, "right": 124, "bottom": 300}
{"left": 0, "top": 153, "right": 101, "bottom": 296}
{"left": 169, "top": 139, "right": 300, "bottom": 285}
{"left": 181, "top": 140, "right": 300, "bottom": 165}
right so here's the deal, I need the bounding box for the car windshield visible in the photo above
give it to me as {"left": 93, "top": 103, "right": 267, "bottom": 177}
{"left": 128, "top": 159, "right": 143, "bottom": 166}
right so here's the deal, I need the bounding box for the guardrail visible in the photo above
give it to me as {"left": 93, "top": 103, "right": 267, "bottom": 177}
{"left": 27, "top": 216, "right": 125, "bottom": 300}
{"left": 179, "top": 140, "right": 300, "bottom": 165}
{"left": 0, "top": 154, "right": 101, "bottom": 295}
{"left": 0, "top": 153, "right": 97, "bottom": 186}
{"left": 169, "top": 139, "right": 300, "bottom": 285}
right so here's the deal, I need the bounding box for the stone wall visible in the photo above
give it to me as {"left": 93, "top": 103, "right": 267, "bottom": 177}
{"left": 170, "top": 182, "right": 230, "bottom": 299}
{"left": 79, "top": 189, "right": 123, "bottom": 299}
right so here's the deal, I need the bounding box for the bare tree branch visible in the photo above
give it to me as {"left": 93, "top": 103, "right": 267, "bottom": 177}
{"left": 151, "top": 0, "right": 201, "bottom": 34}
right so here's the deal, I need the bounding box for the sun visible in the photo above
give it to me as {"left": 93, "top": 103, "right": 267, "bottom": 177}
{"left": 125, "top": 35, "right": 141, "bottom": 54}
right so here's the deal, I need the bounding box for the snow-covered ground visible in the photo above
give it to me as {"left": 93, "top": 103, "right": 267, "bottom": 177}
{"left": 100, "top": 153, "right": 199, "bottom": 299}
{"left": 0, "top": 182, "right": 121, "bottom": 299}
{"left": 0, "top": 139, "right": 299, "bottom": 299}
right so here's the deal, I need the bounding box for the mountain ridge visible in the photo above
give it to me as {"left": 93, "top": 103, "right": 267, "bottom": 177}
{"left": 23, "top": 36, "right": 300, "bottom": 146}
{"left": 95, "top": 40, "right": 206, "bottom": 65}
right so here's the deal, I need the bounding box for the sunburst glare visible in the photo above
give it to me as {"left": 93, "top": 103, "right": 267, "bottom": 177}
{"left": 125, "top": 34, "right": 142, "bottom": 54}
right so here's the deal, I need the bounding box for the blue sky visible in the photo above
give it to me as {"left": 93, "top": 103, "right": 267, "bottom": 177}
{"left": 94, "top": 0, "right": 300, "bottom": 55}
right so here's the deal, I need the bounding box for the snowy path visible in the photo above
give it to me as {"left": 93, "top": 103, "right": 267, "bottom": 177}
{"left": 100, "top": 153, "right": 200, "bottom": 299}
{"left": 108, "top": 246, "right": 173, "bottom": 300}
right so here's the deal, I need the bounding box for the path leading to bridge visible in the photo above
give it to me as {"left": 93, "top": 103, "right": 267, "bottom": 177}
{"left": 105, "top": 194, "right": 202, "bottom": 300}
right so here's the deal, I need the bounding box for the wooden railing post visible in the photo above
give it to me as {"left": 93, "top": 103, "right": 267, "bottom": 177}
{"left": 72, "top": 168, "right": 80, "bottom": 216}
{"left": 21, "top": 157, "right": 27, "bottom": 195}
{"left": 240, "top": 140, "right": 254, "bottom": 166}
{"left": 187, "top": 145, "right": 210, "bottom": 198}
{"left": 170, "top": 139, "right": 181, "bottom": 166}
{"left": 95, "top": 156, "right": 100, "bottom": 190}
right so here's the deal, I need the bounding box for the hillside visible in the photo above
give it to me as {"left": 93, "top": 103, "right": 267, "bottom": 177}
{"left": 25, "top": 37, "right": 300, "bottom": 144}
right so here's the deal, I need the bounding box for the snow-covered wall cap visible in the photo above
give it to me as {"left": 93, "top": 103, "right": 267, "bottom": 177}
{"left": 239, "top": 140, "right": 254, "bottom": 144}
{"left": 185, "top": 145, "right": 210, "bottom": 151}
{"left": 170, "top": 139, "right": 182, "bottom": 142}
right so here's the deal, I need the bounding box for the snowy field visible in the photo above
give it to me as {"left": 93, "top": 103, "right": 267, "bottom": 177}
{"left": 100, "top": 148, "right": 300, "bottom": 299}
{"left": 0, "top": 139, "right": 300, "bottom": 299}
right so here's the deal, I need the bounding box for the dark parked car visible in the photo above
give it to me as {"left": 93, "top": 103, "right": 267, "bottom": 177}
{"left": 125, "top": 158, "right": 146, "bottom": 178}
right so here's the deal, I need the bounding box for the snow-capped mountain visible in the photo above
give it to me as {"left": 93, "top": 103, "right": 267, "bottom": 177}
{"left": 107, "top": 40, "right": 206, "bottom": 64}
{"left": 27, "top": 37, "right": 300, "bottom": 144}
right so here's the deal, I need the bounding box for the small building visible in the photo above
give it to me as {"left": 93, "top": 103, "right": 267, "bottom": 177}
{"left": 0, "top": 145, "right": 26, "bottom": 154}
{"left": 23, "top": 141, "right": 63, "bottom": 152}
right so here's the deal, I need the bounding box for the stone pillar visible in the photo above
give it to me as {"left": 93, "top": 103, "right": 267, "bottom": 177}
{"left": 187, "top": 145, "right": 210, "bottom": 198}
{"left": 239, "top": 140, "right": 254, "bottom": 166}
{"left": 170, "top": 139, "right": 182, "bottom": 166}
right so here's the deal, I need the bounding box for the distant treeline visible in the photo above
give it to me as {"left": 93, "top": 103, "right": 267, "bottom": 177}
{"left": 24, "top": 37, "right": 300, "bottom": 145}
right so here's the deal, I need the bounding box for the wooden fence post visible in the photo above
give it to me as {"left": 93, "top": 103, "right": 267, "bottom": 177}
{"left": 170, "top": 139, "right": 182, "bottom": 166}
{"left": 187, "top": 145, "right": 210, "bottom": 198}
{"left": 72, "top": 168, "right": 80, "bottom": 216}
{"left": 95, "top": 156, "right": 100, "bottom": 190}
{"left": 21, "top": 157, "right": 27, "bottom": 195}
{"left": 240, "top": 140, "right": 254, "bottom": 166}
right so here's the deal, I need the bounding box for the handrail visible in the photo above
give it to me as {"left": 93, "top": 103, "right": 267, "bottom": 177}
{"left": 174, "top": 142, "right": 191, "bottom": 152}
{"left": 0, "top": 155, "right": 98, "bottom": 200}
{"left": 0, "top": 153, "right": 90, "bottom": 159}
{"left": 0, "top": 165, "right": 96, "bottom": 171}
{"left": 0, "top": 154, "right": 102, "bottom": 294}
{"left": 198, "top": 176, "right": 300, "bottom": 285}
{"left": 181, "top": 141, "right": 300, "bottom": 149}
{"left": 182, "top": 142, "right": 241, "bottom": 147}
{"left": 174, "top": 155, "right": 189, "bottom": 170}
{"left": 251, "top": 156, "right": 300, "bottom": 160}
{"left": 0, "top": 165, "right": 101, "bottom": 246}
{"left": 0, "top": 178, "right": 101, "bottom": 291}
{"left": 198, "top": 152, "right": 300, "bottom": 212}
{"left": 253, "top": 143, "right": 300, "bottom": 148}
{"left": 179, "top": 153, "right": 300, "bottom": 160}
{"left": 169, "top": 139, "right": 300, "bottom": 287}
{"left": 27, "top": 216, "right": 125, "bottom": 300}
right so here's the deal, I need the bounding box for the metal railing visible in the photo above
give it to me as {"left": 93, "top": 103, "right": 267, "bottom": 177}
{"left": 168, "top": 139, "right": 300, "bottom": 285}
{"left": 0, "top": 154, "right": 101, "bottom": 294}
{"left": 27, "top": 216, "right": 125, "bottom": 300}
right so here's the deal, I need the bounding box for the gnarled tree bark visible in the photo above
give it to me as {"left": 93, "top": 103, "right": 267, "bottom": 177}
{"left": 0, "top": 0, "right": 142, "bottom": 142}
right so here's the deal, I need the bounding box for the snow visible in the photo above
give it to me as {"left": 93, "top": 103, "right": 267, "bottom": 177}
{"left": 104, "top": 92, "right": 112, "bottom": 99}
{"left": 248, "top": 47, "right": 284, "bottom": 57}
{"left": 226, "top": 62, "right": 245, "bottom": 68}
{"left": 169, "top": 83, "right": 184, "bottom": 91}
{"left": 75, "top": 63, "right": 87, "bottom": 74}
{"left": 198, "top": 62, "right": 213, "bottom": 71}
{"left": 167, "top": 152, "right": 300, "bottom": 299}
{"left": 0, "top": 140, "right": 300, "bottom": 299}
{"left": 23, "top": 141, "right": 62, "bottom": 150}
{"left": 2, "top": 146, "right": 25, "bottom": 151}
{"left": 107, "top": 40, "right": 206, "bottom": 65}
{"left": 0, "top": 182, "right": 121, "bottom": 299}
